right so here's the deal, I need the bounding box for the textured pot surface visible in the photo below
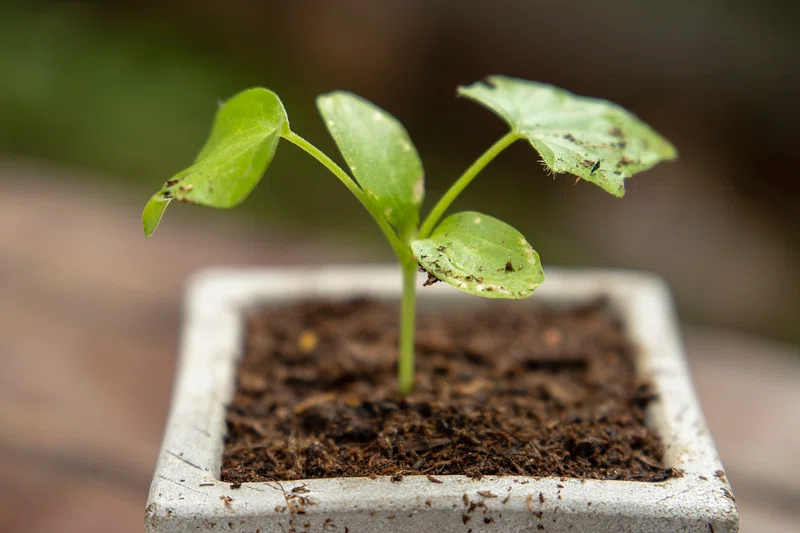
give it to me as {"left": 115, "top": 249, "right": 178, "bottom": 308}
{"left": 145, "top": 266, "right": 739, "bottom": 533}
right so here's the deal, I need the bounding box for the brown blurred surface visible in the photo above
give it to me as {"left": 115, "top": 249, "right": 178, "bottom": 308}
{"left": 1, "top": 164, "right": 798, "bottom": 532}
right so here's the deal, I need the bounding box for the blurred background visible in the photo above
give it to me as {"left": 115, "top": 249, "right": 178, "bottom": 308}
{"left": 0, "top": 0, "right": 797, "bottom": 531}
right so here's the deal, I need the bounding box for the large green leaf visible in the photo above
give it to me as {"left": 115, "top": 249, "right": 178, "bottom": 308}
{"left": 317, "top": 91, "right": 424, "bottom": 234}
{"left": 459, "top": 76, "right": 676, "bottom": 197}
{"left": 411, "top": 211, "right": 544, "bottom": 299}
{"left": 142, "top": 88, "right": 289, "bottom": 236}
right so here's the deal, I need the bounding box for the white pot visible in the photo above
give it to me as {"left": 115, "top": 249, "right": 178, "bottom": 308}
{"left": 145, "top": 266, "right": 739, "bottom": 533}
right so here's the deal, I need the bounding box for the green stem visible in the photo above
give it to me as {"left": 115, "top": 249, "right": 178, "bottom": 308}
{"left": 418, "top": 131, "right": 520, "bottom": 238}
{"left": 398, "top": 259, "right": 418, "bottom": 395}
{"left": 283, "top": 131, "right": 409, "bottom": 261}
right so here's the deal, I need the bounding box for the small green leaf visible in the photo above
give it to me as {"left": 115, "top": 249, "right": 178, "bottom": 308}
{"left": 142, "top": 88, "right": 289, "bottom": 237}
{"left": 459, "top": 76, "right": 676, "bottom": 197}
{"left": 317, "top": 91, "right": 424, "bottom": 233}
{"left": 411, "top": 211, "right": 544, "bottom": 299}
{"left": 142, "top": 196, "right": 170, "bottom": 237}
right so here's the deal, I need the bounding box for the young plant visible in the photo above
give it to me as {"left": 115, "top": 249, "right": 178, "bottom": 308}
{"left": 143, "top": 75, "right": 676, "bottom": 395}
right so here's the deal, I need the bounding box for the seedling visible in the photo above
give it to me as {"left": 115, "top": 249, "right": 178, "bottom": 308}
{"left": 143, "top": 75, "right": 676, "bottom": 395}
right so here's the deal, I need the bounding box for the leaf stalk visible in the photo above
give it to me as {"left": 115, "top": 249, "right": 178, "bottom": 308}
{"left": 283, "top": 131, "right": 410, "bottom": 261}
{"left": 419, "top": 131, "right": 520, "bottom": 238}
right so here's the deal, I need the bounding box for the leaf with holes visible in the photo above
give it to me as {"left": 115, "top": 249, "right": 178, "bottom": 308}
{"left": 459, "top": 75, "right": 676, "bottom": 197}
{"left": 142, "top": 88, "right": 289, "bottom": 237}
{"left": 411, "top": 211, "right": 544, "bottom": 299}
{"left": 317, "top": 91, "right": 424, "bottom": 234}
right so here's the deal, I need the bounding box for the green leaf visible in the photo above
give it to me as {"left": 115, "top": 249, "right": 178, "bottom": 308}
{"left": 458, "top": 76, "right": 676, "bottom": 197}
{"left": 142, "top": 195, "right": 170, "bottom": 238}
{"left": 142, "top": 88, "right": 289, "bottom": 237}
{"left": 411, "top": 211, "right": 544, "bottom": 299}
{"left": 317, "top": 91, "right": 424, "bottom": 233}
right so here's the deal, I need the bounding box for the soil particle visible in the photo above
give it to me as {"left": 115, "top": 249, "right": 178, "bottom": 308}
{"left": 221, "top": 298, "right": 672, "bottom": 483}
{"left": 422, "top": 270, "right": 440, "bottom": 287}
{"left": 417, "top": 265, "right": 439, "bottom": 287}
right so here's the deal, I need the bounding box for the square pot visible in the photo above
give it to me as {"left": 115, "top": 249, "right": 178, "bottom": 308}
{"left": 145, "top": 266, "right": 739, "bottom": 533}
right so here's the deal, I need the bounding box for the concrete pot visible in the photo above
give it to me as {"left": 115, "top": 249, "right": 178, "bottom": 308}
{"left": 145, "top": 266, "right": 739, "bottom": 532}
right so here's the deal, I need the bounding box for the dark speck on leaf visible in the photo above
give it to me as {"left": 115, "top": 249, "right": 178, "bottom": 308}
{"left": 581, "top": 160, "right": 595, "bottom": 168}
{"left": 609, "top": 127, "right": 624, "bottom": 138}
{"left": 166, "top": 179, "right": 180, "bottom": 187}
{"left": 563, "top": 133, "right": 577, "bottom": 143}
{"left": 505, "top": 261, "right": 515, "bottom": 272}
{"left": 617, "top": 155, "right": 634, "bottom": 167}
{"left": 590, "top": 161, "right": 600, "bottom": 174}
{"left": 437, "top": 246, "right": 446, "bottom": 252}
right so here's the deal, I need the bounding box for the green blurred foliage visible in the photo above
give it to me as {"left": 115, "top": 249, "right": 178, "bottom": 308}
{"left": 0, "top": 4, "right": 248, "bottom": 180}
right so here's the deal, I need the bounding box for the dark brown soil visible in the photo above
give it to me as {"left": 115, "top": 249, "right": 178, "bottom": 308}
{"left": 221, "top": 298, "right": 675, "bottom": 483}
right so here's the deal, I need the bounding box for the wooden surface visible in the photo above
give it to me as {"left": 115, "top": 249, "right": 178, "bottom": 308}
{"left": 1, "top": 162, "right": 797, "bottom": 533}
